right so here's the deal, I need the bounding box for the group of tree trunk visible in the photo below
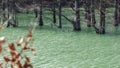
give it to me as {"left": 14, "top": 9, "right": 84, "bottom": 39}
{"left": 1, "top": 0, "right": 18, "bottom": 27}
{"left": 1, "top": 0, "right": 120, "bottom": 34}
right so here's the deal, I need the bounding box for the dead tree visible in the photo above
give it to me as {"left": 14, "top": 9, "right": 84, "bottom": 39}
{"left": 60, "top": 0, "right": 81, "bottom": 31}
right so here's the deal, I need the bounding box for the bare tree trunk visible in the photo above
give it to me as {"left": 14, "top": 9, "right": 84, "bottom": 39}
{"left": 39, "top": 0, "right": 43, "bottom": 26}
{"left": 6, "top": 0, "right": 11, "bottom": 27}
{"left": 34, "top": 8, "right": 38, "bottom": 18}
{"left": 1, "top": 0, "right": 6, "bottom": 19}
{"left": 53, "top": 1, "right": 56, "bottom": 24}
{"left": 91, "top": 0, "right": 96, "bottom": 26}
{"left": 118, "top": 0, "right": 120, "bottom": 24}
{"left": 12, "top": 10, "right": 18, "bottom": 27}
{"left": 12, "top": 0, "right": 18, "bottom": 27}
{"left": 74, "top": 0, "right": 81, "bottom": 31}
{"left": 90, "top": 0, "right": 100, "bottom": 34}
{"left": 114, "top": 0, "right": 119, "bottom": 26}
{"left": 1, "top": 0, "right": 11, "bottom": 27}
{"left": 84, "top": 0, "right": 91, "bottom": 27}
{"left": 33, "top": 0, "right": 38, "bottom": 18}
{"left": 99, "top": 0, "right": 106, "bottom": 34}
{"left": 58, "top": 0, "right": 62, "bottom": 28}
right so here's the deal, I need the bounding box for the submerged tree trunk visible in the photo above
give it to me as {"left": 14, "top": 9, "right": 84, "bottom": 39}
{"left": 34, "top": 7, "right": 38, "bottom": 18}
{"left": 90, "top": 0, "right": 100, "bottom": 34}
{"left": 12, "top": 0, "right": 18, "bottom": 27}
{"left": 39, "top": 0, "right": 43, "bottom": 26}
{"left": 99, "top": 0, "right": 106, "bottom": 34}
{"left": 74, "top": 0, "right": 81, "bottom": 31}
{"left": 84, "top": 0, "right": 91, "bottom": 27}
{"left": 6, "top": 0, "right": 11, "bottom": 27}
{"left": 91, "top": 0, "right": 96, "bottom": 26}
{"left": 33, "top": 0, "right": 38, "bottom": 18}
{"left": 58, "top": 0, "right": 62, "bottom": 28}
{"left": 12, "top": 9, "right": 18, "bottom": 27}
{"left": 114, "top": 0, "right": 119, "bottom": 26}
{"left": 118, "top": 0, "right": 120, "bottom": 24}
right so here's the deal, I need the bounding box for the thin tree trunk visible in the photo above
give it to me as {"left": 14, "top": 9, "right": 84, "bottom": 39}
{"left": 1, "top": 0, "right": 6, "bottom": 19}
{"left": 58, "top": 0, "right": 62, "bottom": 28}
{"left": 91, "top": 0, "right": 96, "bottom": 26}
{"left": 6, "top": 0, "right": 10, "bottom": 27}
{"left": 53, "top": 1, "right": 56, "bottom": 24}
{"left": 34, "top": 8, "right": 38, "bottom": 18}
{"left": 33, "top": 0, "right": 38, "bottom": 18}
{"left": 84, "top": 0, "right": 91, "bottom": 27}
{"left": 99, "top": 0, "right": 106, "bottom": 34}
{"left": 90, "top": 0, "right": 100, "bottom": 34}
{"left": 39, "top": 0, "right": 43, "bottom": 26}
{"left": 12, "top": 0, "right": 18, "bottom": 27}
{"left": 114, "top": 0, "right": 119, "bottom": 26}
{"left": 118, "top": 0, "right": 120, "bottom": 24}
{"left": 74, "top": 0, "right": 81, "bottom": 31}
